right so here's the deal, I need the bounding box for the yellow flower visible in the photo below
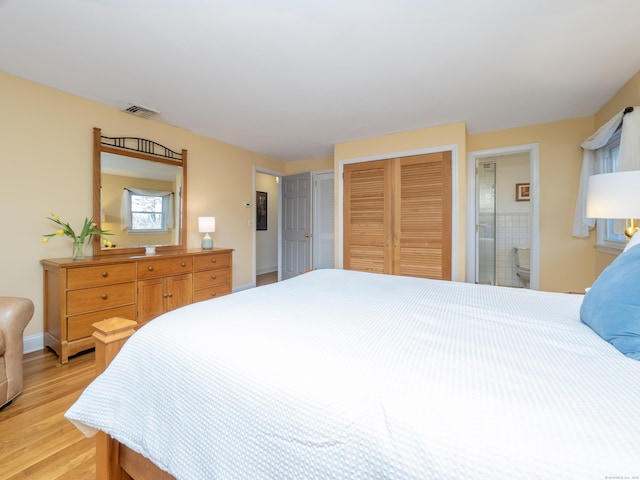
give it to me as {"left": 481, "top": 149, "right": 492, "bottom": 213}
{"left": 53, "top": 215, "right": 59, "bottom": 221}
{"left": 42, "top": 238, "right": 49, "bottom": 243}
{"left": 56, "top": 229, "right": 64, "bottom": 236}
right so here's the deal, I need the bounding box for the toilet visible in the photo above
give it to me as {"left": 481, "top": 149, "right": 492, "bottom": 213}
{"left": 513, "top": 247, "right": 530, "bottom": 287}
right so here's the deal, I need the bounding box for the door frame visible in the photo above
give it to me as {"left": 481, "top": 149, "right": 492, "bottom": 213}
{"left": 253, "top": 167, "right": 284, "bottom": 286}
{"left": 337, "top": 145, "right": 459, "bottom": 281}
{"left": 466, "top": 143, "right": 540, "bottom": 290}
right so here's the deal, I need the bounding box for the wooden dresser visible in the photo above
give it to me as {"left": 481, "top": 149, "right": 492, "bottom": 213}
{"left": 41, "top": 248, "right": 233, "bottom": 363}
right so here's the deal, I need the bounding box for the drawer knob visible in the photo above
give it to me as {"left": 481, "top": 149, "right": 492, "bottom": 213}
{"left": 163, "top": 293, "right": 168, "bottom": 298}
{"left": 101, "top": 271, "right": 109, "bottom": 277}
{"left": 181, "top": 262, "right": 186, "bottom": 267}
{"left": 167, "top": 293, "right": 173, "bottom": 298}
{"left": 101, "top": 294, "right": 108, "bottom": 300}
{"left": 148, "top": 266, "right": 154, "bottom": 271}
{"left": 211, "top": 275, "right": 217, "bottom": 279}
{"left": 211, "top": 292, "right": 217, "bottom": 297}
{"left": 211, "top": 259, "right": 217, "bottom": 263}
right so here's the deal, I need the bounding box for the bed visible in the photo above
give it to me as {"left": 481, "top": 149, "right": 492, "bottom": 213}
{"left": 65, "top": 268, "right": 640, "bottom": 479}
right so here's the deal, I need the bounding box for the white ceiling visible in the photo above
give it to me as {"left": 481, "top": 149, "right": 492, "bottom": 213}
{"left": 2, "top": 0, "right": 640, "bottom": 161}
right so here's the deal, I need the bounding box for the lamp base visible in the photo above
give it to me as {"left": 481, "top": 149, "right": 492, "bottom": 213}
{"left": 201, "top": 234, "right": 213, "bottom": 250}
{"left": 625, "top": 219, "right": 639, "bottom": 240}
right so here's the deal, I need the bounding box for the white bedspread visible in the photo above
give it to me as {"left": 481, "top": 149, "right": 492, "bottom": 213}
{"left": 66, "top": 269, "right": 640, "bottom": 479}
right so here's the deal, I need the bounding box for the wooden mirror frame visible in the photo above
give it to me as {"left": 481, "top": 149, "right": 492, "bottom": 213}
{"left": 92, "top": 127, "right": 188, "bottom": 257}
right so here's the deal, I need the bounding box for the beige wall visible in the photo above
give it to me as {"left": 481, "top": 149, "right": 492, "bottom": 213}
{"left": 468, "top": 117, "right": 596, "bottom": 292}
{"left": 333, "top": 118, "right": 601, "bottom": 291}
{"left": 1, "top": 72, "right": 287, "bottom": 338}
{"left": 334, "top": 122, "right": 468, "bottom": 279}
{"left": 285, "top": 156, "right": 333, "bottom": 175}
{"left": 592, "top": 70, "right": 640, "bottom": 273}
{"left": 5, "top": 67, "right": 640, "bottom": 340}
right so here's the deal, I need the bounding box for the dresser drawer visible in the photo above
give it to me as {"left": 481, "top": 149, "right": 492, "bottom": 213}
{"left": 67, "top": 305, "right": 137, "bottom": 341}
{"left": 193, "top": 269, "right": 231, "bottom": 290}
{"left": 194, "top": 253, "right": 231, "bottom": 272}
{"left": 67, "top": 263, "right": 136, "bottom": 289}
{"left": 67, "top": 283, "right": 136, "bottom": 315}
{"left": 137, "top": 257, "right": 193, "bottom": 279}
{"left": 193, "top": 284, "right": 231, "bottom": 303}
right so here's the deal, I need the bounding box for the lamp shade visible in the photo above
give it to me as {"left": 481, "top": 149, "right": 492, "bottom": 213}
{"left": 586, "top": 171, "right": 640, "bottom": 219}
{"left": 198, "top": 216, "right": 216, "bottom": 233}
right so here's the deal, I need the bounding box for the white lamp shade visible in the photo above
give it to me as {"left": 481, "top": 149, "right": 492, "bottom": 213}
{"left": 586, "top": 171, "right": 640, "bottom": 219}
{"left": 198, "top": 216, "right": 216, "bottom": 233}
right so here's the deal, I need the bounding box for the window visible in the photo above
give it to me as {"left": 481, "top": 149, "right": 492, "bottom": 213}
{"left": 120, "top": 188, "right": 174, "bottom": 233}
{"left": 597, "top": 131, "right": 625, "bottom": 249}
{"left": 130, "top": 193, "right": 167, "bottom": 232}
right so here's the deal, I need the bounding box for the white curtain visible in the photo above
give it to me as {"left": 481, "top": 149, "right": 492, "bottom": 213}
{"left": 121, "top": 188, "right": 174, "bottom": 230}
{"left": 571, "top": 107, "right": 639, "bottom": 237}
{"left": 620, "top": 108, "right": 640, "bottom": 170}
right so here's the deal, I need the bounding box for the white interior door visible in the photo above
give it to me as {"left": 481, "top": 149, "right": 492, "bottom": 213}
{"left": 282, "top": 172, "right": 312, "bottom": 280}
{"left": 313, "top": 171, "right": 335, "bottom": 269}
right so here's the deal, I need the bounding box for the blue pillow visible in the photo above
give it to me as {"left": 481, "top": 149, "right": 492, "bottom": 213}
{"left": 580, "top": 245, "right": 640, "bottom": 360}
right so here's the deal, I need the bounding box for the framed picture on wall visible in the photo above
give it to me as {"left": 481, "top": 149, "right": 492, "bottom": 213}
{"left": 516, "top": 183, "right": 530, "bottom": 202}
{"left": 256, "top": 191, "right": 267, "bottom": 230}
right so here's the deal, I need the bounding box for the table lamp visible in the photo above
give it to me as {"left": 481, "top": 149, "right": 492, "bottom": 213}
{"left": 198, "top": 216, "right": 215, "bottom": 250}
{"left": 586, "top": 171, "right": 640, "bottom": 239}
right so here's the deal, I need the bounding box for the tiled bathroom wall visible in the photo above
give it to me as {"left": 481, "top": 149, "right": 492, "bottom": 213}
{"left": 496, "top": 212, "right": 530, "bottom": 287}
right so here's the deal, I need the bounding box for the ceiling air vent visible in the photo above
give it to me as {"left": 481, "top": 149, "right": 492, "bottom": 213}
{"left": 123, "top": 105, "right": 159, "bottom": 119}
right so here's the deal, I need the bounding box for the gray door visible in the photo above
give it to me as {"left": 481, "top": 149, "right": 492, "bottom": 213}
{"left": 282, "top": 172, "right": 312, "bottom": 280}
{"left": 313, "top": 171, "right": 335, "bottom": 269}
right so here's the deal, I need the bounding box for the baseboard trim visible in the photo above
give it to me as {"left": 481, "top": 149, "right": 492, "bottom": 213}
{"left": 233, "top": 282, "right": 254, "bottom": 292}
{"left": 24, "top": 333, "right": 44, "bottom": 354}
{"left": 256, "top": 267, "right": 277, "bottom": 275}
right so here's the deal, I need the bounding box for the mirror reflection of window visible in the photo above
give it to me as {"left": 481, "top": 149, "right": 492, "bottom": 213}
{"left": 131, "top": 193, "right": 167, "bottom": 231}
{"left": 121, "top": 188, "right": 174, "bottom": 233}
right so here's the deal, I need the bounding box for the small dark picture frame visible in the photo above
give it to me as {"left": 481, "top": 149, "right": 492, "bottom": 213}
{"left": 256, "top": 191, "right": 267, "bottom": 230}
{"left": 516, "top": 183, "right": 530, "bottom": 202}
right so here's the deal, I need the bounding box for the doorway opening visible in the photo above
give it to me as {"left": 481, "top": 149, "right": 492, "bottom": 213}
{"left": 467, "top": 144, "right": 540, "bottom": 289}
{"left": 255, "top": 170, "right": 281, "bottom": 287}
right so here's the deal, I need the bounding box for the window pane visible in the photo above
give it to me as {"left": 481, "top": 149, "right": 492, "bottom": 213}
{"left": 131, "top": 195, "right": 163, "bottom": 213}
{"left": 603, "top": 134, "right": 625, "bottom": 245}
{"left": 130, "top": 194, "right": 165, "bottom": 231}
{"left": 132, "top": 212, "right": 163, "bottom": 230}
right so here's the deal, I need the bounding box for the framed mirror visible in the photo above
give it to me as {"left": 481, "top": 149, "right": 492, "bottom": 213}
{"left": 92, "top": 127, "right": 187, "bottom": 257}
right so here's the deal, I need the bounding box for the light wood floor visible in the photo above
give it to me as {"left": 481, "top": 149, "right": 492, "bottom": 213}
{"left": 0, "top": 349, "right": 96, "bottom": 479}
{"left": 256, "top": 270, "right": 278, "bottom": 286}
{"left": 1, "top": 279, "right": 278, "bottom": 479}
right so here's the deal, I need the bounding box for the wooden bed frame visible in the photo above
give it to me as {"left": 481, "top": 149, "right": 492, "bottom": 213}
{"left": 92, "top": 317, "right": 175, "bottom": 480}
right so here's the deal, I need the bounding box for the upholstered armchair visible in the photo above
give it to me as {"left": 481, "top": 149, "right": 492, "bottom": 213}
{"left": 0, "top": 297, "right": 33, "bottom": 409}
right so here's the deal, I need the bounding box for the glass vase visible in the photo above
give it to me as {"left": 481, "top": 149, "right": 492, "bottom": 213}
{"left": 72, "top": 238, "right": 86, "bottom": 261}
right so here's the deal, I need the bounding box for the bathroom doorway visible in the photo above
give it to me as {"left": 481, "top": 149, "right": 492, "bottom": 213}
{"left": 467, "top": 144, "right": 540, "bottom": 289}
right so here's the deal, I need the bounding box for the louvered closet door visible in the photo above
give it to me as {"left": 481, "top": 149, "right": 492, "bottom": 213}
{"left": 394, "top": 152, "right": 451, "bottom": 280}
{"left": 343, "top": 160, "right": 392, "bottom": 273}
{"left": 343, "top": 152, "right": 452, "bottom": 280}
